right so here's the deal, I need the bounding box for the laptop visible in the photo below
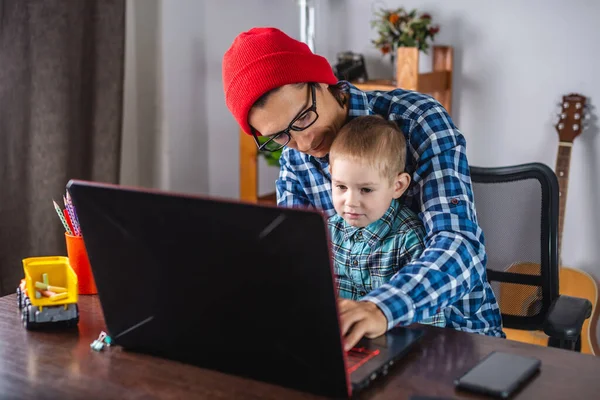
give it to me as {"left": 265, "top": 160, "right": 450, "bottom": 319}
{"left": 66, "top": 179, "right": 425, "bottom": 398}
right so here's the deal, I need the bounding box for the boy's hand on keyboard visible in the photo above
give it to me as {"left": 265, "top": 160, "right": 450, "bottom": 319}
{"left": 337, "top": 299, "right": 387, "bottom": 351}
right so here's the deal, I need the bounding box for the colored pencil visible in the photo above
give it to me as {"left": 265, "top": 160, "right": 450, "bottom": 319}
{"left": 53, "top": 200, "right": 73, "bottom": 235}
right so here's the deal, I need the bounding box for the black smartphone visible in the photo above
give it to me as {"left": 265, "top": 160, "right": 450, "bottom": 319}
{"left": 454, "top": 351, "right": 541, "bottom": 398}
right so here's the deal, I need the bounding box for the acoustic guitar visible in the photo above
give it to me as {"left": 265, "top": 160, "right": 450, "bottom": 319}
{"left": 501, "top": 94, "right": 600, "bottom": 355}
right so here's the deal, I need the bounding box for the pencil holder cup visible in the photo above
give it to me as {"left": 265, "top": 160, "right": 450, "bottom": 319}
{"left": 65, "top": 233, "right": 97, "bottom": 295}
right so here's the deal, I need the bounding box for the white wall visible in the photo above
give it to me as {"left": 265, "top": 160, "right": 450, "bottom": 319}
{"left": 159, "top": 0, "right": 209, "bottom": 194}
{"left": 121, "top": 0, "right": 600, "bottom": 339}
{"left": 121, "top": 0, "right": 163, "bottom": 189}
{"left": 202, "top": 0, "right": 300, "bottom": 198}
{"left": 121, "top": 0, "right": 211, "bottom": 194}
{"left": 121, "top": 0, "right": 298, "bottom": 197}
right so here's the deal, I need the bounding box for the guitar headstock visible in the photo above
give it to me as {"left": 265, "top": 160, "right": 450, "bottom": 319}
{"left": 556, "top": 93, "right": 587, "bottom": 143}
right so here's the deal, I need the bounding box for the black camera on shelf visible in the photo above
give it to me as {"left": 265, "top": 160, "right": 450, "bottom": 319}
{"left": 332, "top": 51, "right": 368, "bottom": 83}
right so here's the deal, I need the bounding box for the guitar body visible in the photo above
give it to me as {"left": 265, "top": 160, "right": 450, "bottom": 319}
{"left": 499, "top": 93, "right": 600, "bottom": 355}
{"left": 501, "top": 262, "right": 600, "bottom": 355}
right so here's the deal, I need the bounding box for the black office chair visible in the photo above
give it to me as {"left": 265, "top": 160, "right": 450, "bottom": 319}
{"left": 470, "top": 162, "right": 592, "bottom": 351}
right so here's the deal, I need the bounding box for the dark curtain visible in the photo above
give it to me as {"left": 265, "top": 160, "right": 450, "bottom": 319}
{"left": 0, "top": 0, "right": 125, "bottom": 295}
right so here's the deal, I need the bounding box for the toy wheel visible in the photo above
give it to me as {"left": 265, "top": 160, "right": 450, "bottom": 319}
{"left": 22, "top": 306, "right": 37, "bottom": 330}
{"left": 22, "top": 307, "right": 30, "bottom": 329}
{"left": 16, "top": 287, "right": 22, "bottom": 309}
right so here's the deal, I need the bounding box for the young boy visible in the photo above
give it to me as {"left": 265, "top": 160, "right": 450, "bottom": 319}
{"left": 328, "top": 115, "right": 445, "bottom": 337}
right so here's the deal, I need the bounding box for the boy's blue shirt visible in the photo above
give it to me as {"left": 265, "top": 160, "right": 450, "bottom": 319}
{"left": 328, "top": 198, "right": 446, "bottom": 328}
{"left": 275, "top": 81, "right": 504, "bottom": 337}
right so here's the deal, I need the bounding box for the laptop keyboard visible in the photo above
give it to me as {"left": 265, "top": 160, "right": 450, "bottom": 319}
{"left": 346, "top": 346, "right": 380, "bottom": 373}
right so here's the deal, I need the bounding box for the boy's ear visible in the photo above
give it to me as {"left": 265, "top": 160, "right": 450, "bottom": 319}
{"left": 392, "top": 172, "right": 411, "bottom": 199}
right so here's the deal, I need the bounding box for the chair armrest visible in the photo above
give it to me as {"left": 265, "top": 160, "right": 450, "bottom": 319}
{"left": 543, "top": 295, "right": 592, "bottom": 341}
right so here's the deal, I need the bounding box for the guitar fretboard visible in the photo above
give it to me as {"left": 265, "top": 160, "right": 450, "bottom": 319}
{"left": 555, "top": 142, "right": 572, "bottom": 262}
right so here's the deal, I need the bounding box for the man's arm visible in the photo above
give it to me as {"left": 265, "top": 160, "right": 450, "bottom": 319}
{"left": 362, "top": 104, "right": 490, "bottom": 330}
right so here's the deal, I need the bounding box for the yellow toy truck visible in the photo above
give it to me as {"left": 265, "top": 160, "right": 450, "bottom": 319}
{"left": 16, "top": 256, "right": 79, "bottom": 330}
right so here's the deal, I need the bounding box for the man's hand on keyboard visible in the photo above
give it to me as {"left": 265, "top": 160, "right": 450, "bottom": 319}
{"left": 338, "top": 299, "right": 387, "bottom": 351}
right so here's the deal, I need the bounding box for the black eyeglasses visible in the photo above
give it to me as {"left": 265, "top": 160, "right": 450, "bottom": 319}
{"left": 252, "top": 84, "right": 319, "bottom": 152}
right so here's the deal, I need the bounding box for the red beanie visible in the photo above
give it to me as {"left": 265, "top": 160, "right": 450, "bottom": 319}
{"left": 222, "top": 27, "right": 338, "bottom": 136}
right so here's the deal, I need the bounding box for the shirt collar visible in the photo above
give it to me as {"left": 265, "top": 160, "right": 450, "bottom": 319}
{"left": 341, "top": 198, "right": 401, "bottom": 246}
{"left": 345, "top": 81, "right": 374, "bottom": 118}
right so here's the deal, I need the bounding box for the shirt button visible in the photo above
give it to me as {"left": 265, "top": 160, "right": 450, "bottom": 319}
{"left": 356, "top": 231, "right": 363, "bottom": 240}
{"left": 451, "top": 198, "right": 460, "bottom": 205}
{"left": 352, "top": 260, "right": 358, "bottom": 266}
{"left": 359, "top": 291, "right": 366, "bottom": 296}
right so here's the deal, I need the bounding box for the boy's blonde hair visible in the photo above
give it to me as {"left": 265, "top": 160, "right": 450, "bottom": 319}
{"left": 330, "top": 115, "right": 407, "bottom": 181}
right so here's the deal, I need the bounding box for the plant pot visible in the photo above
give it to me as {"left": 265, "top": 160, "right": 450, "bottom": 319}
{"left": 390, "top": 46, "right": 434, "bottom": 84}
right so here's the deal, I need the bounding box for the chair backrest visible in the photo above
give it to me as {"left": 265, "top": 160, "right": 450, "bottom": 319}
{"left": 470, "top": 163, "right": 560, "bottom": 331}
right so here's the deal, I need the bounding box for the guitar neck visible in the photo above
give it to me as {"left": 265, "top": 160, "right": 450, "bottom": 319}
{"left": 555, "top": 143, "right": 573, "bottom": 258}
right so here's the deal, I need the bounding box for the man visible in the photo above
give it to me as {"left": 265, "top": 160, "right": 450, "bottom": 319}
{"left": 222, "top": 27, "right": 504, "bottom": 350}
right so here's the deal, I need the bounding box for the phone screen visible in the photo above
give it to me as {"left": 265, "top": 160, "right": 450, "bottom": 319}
{"left": 455, "top": 351, "right": 541, "bottom": 398}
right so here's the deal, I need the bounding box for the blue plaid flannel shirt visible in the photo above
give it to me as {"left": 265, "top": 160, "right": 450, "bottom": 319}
{"left": 329, "top": 198, "right": 446, "bottom": 328}
{"left": 275, "top": 82, "right": 505, "bottom": 337}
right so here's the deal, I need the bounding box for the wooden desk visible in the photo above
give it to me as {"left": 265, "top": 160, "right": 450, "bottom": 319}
{"left": 0, "top": 294, "right": 598, "bottom": 399}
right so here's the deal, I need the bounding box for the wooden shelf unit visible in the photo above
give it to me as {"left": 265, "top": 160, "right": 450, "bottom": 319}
{"left": 353, "top": 45, "right": 453, "bottom": 115}
{"left": 239, "top": 130, "right": 273, "bottom": 204}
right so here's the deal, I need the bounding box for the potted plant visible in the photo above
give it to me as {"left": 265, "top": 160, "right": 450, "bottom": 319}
{"left": 371, "top": 7, "right": 440, "bottom": 78}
